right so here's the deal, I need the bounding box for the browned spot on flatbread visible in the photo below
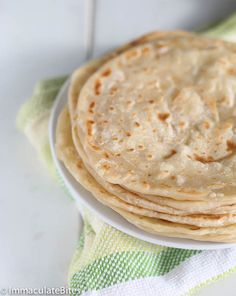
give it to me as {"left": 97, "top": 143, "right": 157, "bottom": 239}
{"left": 94, "top": 79, "right": 101, "bottom": 95}
{"left": 130, "top": 36, "right": 148, "bottom": 47}
{"left": 142, "top": 181, "right": 149, "bottom": 188}
{"left": 158, "top": 113, "right": 170, "bottom": 121}
{"left": 102, "top": 164, "right": 110, "bottom": 171}
{"left": 186, "top": 214, "right": 222, "bottom": 219}
{"left": 155, "top": 43, "right": 167, "bottom": 49}
{"left": 203, "top": 121, "right": 210, "bottom": 129}
{"left": 160, "top": 183, "right": 171, "bottom": 188}
{"left": 87, "top": 120, "right": 94, "bottom": 136}
{"left": 164, "top": 149, "right": 177, "bottom": 159}
{"left": 76, "top": 161, "right": 83, "bottom": 169}
{"left": 228, "top": 68, "right": 236, "bottom": 76}
{"left": 194, "top": 154, "right": 215, "bottom": 163}
{"left": 125, "top": 131, "right": 131, "bottom": 137}
{"left": 88, "top": 101, "right": 95, "bottom": 113}
{"left": 110, "top": 86, "right": 118, "bottom": 95}
{"left": 142, "top": 47, "right": 150, "bottom": 54}
{"left": 104, "top": 152, "right": 109, "bottom": 158}
{"left": 178, "top": 121, "right": 186, "bottom": 128}
{"left": 227, "top": 140, "right": 236, "bottom": 152}
{"left": 172, "top": 90, "right": 180, "bottom": 101}
{"left": 125, "top": 49, "right": 138, "bottom": 59}
{"left": 91, "top": 145, "right": 100, "bottom": 151}
{"left": 102, "top": 68, "right": 112, "bottom": 77}
{"left": 138, "top": 144, "right": 144, "bottom": 150}
{"left": 134, "top": 122, "right": 140, "bottom": 127}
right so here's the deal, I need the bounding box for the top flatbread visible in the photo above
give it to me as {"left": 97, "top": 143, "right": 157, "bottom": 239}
{"left": 75, "top": 31, "right": 236, "bottom": 200}
{"left": 68, "top": 56, "right": 236, "bottom": 216}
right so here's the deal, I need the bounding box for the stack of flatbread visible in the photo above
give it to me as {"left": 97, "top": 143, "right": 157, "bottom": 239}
{"left": 56, "top": 31, "right": 236, "bottom": 242}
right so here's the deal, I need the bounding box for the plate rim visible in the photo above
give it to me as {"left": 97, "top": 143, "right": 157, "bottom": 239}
{"left": 49, "top": 78, "right": 236, "bottom": 250}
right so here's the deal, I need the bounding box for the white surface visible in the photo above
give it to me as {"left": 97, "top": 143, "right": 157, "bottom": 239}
{"left": 50, "top": 79, "right": 236, "bottom": 250}
{"left": 0, "top": 0, "right": 84, "bottom": 288}
{"left": 1, "top": 0, "right": 236, "bottom": 294}
{"left": 94, "top": 0, "right": 236, "bottom": 57}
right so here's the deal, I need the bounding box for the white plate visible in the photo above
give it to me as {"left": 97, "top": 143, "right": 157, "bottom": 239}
{"left": 49, "top": 78, "right": 236, "bottom": 250}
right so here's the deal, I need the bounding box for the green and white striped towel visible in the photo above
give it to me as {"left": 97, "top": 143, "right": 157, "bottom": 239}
{"left": 17, "top": 14, "right": 236, "bottom": 296}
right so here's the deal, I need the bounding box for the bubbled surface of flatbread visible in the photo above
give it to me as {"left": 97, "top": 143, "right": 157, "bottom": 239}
{"left": 55, "top": 107, "right": 236, "bottom": 240}
{"left": 69, "top": 34, "right": 236, "bottom": 214}
{"left": 76, "top": 32, "right": 236, "bottom": 199}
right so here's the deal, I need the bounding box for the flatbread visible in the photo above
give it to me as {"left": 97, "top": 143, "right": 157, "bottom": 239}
{"left": 68, "top": 33, "right": 236, "bottom": 215}
{"left": 76, "top": 31, "right": 236, "bottom": 200}
{"left": 56, "top": 107, "right": 236, "bottom": 241}
{"left": 68, "top": 34, "right": 236, "bottom": 215}
{"left": 56, "top": 31, "right": 236, "bottom": 242}
{"left": 116, "top": 209, "right": 236, "bottom": 243}
{"left": 56, "top": 107, "right": 236, "bottom": 232}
